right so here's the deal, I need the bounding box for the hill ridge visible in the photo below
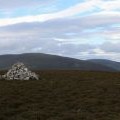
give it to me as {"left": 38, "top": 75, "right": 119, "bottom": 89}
{"left": 0, "top": 53, "right": 118, "bottom": 71}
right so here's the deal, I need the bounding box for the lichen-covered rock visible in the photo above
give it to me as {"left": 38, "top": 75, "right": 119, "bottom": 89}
{"left": 2, "top": 62, "right": 39, "bottom": 80}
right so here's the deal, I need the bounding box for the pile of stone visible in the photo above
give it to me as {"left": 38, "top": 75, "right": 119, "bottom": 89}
{"left": 1, "top": 62, "right": 39, "bottom": 80}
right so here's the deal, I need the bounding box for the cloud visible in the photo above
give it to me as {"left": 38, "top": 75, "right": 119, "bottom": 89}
{"left": 0, "top": 0, "right": 110, "bottom": 26}
{"left": 86, "top": 0, "right": 120, "bottom": 11}
{"left": 0, "top": 13, "right": 119, "bottom": 61}
{"left": 0, "top": 8, "right": 119, "bottom": 27}
{"left": 0, "top": 13, "right": 119, "bottom": 40}
{"left": 99, "top": 0, "right": 120, "bottom": 11}
{"left": 100, "top": 42, "right": 120, "bottom": 53}
{"left": 0, "top": 0, "right": 119, "bottom": 61}
{"left": 0, "top": 0, "right": 53, "bottom": 9}
{"left": 0, "top": 12, "right": 119, "bottom": 41}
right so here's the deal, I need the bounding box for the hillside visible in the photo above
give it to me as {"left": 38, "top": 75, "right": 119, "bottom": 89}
{"left": 88, "top": 59, "right": 120, "bottom": 71}
{"left": 0, "top": 70, "right": 120, "bottom": 120}
{"left": 0, "top": 53, "right": 116, "bottom": 71}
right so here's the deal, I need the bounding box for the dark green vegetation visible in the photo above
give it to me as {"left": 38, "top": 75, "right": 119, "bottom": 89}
{"left": 88, "top": 59, "right": 120, "bottom": 71}
{"left": 0, "top": 70, "right": 120, "bottom": 120}
{"left": 0, "top": 53, "right": 119, "bottom": 71}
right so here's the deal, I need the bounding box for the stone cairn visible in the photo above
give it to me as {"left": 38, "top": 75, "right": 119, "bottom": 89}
{"left": 1, "top": 62, "right": 39, "bottom": 80}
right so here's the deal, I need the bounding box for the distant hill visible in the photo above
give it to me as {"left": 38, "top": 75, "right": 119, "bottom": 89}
{"left": 88, "top": 59, "right": 120, "bottom": 71}
{"left": 0, "top": 53, "right": 117, "bottom": 71}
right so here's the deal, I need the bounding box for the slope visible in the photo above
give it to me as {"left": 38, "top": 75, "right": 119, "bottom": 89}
{"left": 0, "top": 53, "right": 116, "bottom": 71}
{"left": 88, "top": 59, "right": 120, "bottom": 71}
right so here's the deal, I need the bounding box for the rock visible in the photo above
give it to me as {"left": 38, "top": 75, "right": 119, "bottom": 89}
{"left": 2, "top": 62, "right": 39, "bottom": 80}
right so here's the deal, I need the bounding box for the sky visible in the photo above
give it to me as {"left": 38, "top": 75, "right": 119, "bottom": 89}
{"left": 0, "top": 0, "right": 120, "bottom": 61}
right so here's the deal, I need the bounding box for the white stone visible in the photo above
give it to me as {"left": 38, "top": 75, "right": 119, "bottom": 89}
{"left": 1, "top": 62, "right": 39, "bottom": 80}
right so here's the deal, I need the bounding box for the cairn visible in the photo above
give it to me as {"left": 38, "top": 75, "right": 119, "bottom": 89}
{"left": 1, "top": 62, "right": 39, "bottom": 80}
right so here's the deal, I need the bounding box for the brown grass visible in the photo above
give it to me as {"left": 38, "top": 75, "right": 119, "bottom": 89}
{"left": 0, "top": 70, "right": 120, "bottom": 120}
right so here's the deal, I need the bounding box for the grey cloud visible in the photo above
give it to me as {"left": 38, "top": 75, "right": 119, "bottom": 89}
{"left": 1, "top": 14, "right": 119, "bottom": 35}
{"left": 0, "top": 14, "right": 119, "bottom": 61}
{"left": 100, "top": 42, "right": 120, "bottom": 53}
{"left": 0, "top": 0, "right": 53, "bottom": 9}
{"left": 57, "top": 43, "right": 95, "bottom": 55}
{"left": 0, "top": 35, "right": 96, "bottom": 56}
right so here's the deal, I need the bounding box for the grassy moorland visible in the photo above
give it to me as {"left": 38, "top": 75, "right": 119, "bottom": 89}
{"left": 0, "top": 70, "right": 120, "bottom": 120}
